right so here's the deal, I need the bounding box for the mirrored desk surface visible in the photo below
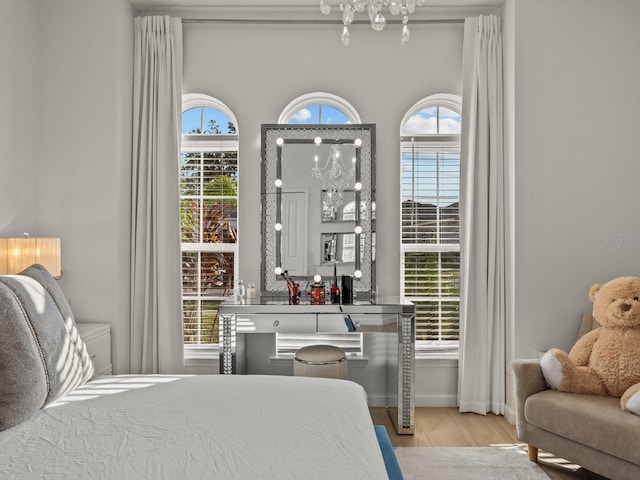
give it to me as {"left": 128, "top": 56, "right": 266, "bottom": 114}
{"left": 218, "top": 295, "right": 415, "bottom": 434}
{"left": 220, "top": 294, "right": 413, "bottom": 313}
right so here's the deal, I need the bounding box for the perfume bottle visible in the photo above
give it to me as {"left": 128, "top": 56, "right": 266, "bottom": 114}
{"left": 330, "top": 263, "right": 341, "bottom": 304}
{"left": 233, "top": 280, "right": 246, "bottom": 302}
{"left": 309, "top": 275, "right": 326, "bottom": 305}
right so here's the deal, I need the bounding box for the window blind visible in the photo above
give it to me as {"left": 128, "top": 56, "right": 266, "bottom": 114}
{"left": 401, "top": 139, "right": 460, "bottom": 349}
{"left": 180, "top": 141, "right": 239, "bottom": 346}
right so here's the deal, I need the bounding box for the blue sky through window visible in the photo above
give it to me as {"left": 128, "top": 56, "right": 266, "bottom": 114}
{"left": 402, "top": 107, "right": 461, "bottom": 135}
{"left": 287, "top": 104, "right": 350, "bottom": 124}
{"left": 401, "top": 103, "right": 461, "bottom": 206}
{"left": 182, "top": 107, "right": 236, "bottom": 134}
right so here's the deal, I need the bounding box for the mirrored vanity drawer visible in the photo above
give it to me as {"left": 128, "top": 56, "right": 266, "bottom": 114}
{"left": 317, "top": 313, "right": 350, "bottom": 333}
{"left": 236, "top": 314, "right": 317, "bottom": 333}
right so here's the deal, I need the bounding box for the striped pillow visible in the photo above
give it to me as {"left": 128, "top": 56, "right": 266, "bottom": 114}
{"left": 0, "top": 264, "right": 94, "bottom": 431}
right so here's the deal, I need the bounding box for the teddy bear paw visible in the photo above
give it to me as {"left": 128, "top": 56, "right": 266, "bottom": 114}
{"left": 622, "top": 384, "right": 640, "bottom": 415}
{"left": 540, "top": 350, "right": 564, "bottom": 390}
{"left": 626, "top": 393, "right": 640, "bottom": 415}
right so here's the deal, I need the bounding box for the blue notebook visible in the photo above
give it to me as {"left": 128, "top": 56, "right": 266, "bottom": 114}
{"left": 344, "top": 314, "right": 356, "bottom": 332}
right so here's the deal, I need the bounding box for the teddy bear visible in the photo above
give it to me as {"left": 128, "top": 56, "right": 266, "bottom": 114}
{"left": 540, "top": 276, "right": 640, "bottom": 415}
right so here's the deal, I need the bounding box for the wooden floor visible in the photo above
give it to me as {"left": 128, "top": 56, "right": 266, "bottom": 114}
{"left": 370, "top": 407, "right": 608, "bottom": 480}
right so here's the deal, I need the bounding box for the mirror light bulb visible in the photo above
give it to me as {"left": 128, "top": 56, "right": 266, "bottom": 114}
{"left": 354, "top": 225, "right": 363, "bottom": 235}
{"left": 354, "top": 270, "right": 362, "bottom": 279}
{"left": 274, "top": 179, "right": 283, "bottom": 188}
{"left": 275, "top": 267, "right": 282, "bottom": 275}
{"left": 314, "top": 274, "right": 322, "bottom": 282}
{"left": 314, "top": 136, "right": 322, "bottom": 145}
{"left": 354, "top": 138, "right": 363, "bottom": 147}
{"left": 276, "top": 137, "right": 284, "bottom": 146}
{"left": 354, "top": 182, "right": 363, "bottom": 191}
{"left": 275, "top": 223, "right": 283, "bottom": 231}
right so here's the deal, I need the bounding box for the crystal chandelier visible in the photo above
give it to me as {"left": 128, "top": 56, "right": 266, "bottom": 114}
{"left": 320, "top": 0, "right": 427, "bottom": 46}
{"left": 312, "top": 144, "right": 355, "bottom": 216}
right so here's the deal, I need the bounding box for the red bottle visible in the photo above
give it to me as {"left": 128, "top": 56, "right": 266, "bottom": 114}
{"left": 330, "top": 263, "right": 341, "bottom": 304}
{"left": 310, "top": 281, "right": 326, "bottom": 305}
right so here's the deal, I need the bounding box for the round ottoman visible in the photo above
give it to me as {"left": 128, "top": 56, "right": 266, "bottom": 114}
{"left": 293, "top": 344, "right": 347, "bottom": 379}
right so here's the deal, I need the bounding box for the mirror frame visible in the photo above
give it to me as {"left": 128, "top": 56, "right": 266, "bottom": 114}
{"left": 261, "top": 123, "right": 376, "bottom": 298}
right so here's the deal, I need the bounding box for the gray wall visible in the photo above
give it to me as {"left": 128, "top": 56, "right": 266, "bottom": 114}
{"left": 511, "top": 0, "right": 640, "bottom": 359}
{"left": 0, "top": 0, "right": 134, "bottom": 374}
{"left": 0, "top": 0, "right": 39, "bottom": 235}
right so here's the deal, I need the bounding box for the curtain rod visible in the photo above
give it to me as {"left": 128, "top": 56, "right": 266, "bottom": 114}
{"left": 182, "top": 18, "right": 464, "bottom": 25}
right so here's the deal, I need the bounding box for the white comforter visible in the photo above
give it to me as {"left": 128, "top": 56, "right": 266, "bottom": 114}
{"left": 0, "top": 375, "right": 388, "bottom": 480}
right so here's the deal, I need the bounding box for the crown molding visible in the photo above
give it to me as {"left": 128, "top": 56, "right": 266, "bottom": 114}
{"left": 132, "top": 2, "right": 502, "bottom": 21}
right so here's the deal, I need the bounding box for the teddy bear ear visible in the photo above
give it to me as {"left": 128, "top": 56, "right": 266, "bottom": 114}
{"left": 589, "top": 283, "right": 603, "bottom": 303}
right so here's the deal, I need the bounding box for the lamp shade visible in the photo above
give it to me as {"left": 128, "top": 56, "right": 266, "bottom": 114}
{"left": 0, "top": 237, "right": 62, "bottom": 278}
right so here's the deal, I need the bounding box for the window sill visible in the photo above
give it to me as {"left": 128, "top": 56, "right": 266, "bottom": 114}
{"left": 415, "top": 354, "right": 458, "bottom": 369}
{"left": 415, "top": 350, "right": 459, "bottom": 360}
{"left": 184, "top": 345, "right": 218, "bottom": 360}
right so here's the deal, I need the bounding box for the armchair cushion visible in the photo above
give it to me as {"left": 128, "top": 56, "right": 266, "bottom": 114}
{"left": 526, "top": 390, "right": 640, "bottom": 466}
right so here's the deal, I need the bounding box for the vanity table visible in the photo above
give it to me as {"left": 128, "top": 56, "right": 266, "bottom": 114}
{"left": 218, "top": 295, "right": 415, "bottom": 434}
{"left": 243, "top": 124, "right": 416, "bottom": 432}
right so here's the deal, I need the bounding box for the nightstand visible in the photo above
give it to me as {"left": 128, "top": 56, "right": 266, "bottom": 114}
{"left": 76, "top": 322, "right": 112, "bottom": 376}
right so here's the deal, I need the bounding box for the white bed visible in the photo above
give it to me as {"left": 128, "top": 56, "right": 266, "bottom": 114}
{"left": 0, "top": 374, "right": 389, "bottom": 480}
{"left": 0, "top": 266, "right": 390, "bottom": 479}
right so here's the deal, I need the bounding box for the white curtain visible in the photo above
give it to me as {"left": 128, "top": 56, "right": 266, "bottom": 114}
{"left": 458, "top": 15, "right": 506, "bottom": 415}
{"left": 130, "top": 16, "right": 184, "bottom": 374}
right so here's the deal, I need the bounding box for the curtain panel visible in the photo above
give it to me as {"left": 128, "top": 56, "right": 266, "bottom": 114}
{"left": 130, "top": 16, "right": 184, "bottom": 374}
{"left": 458, "top": 15, "right": 506, "bottom": 415}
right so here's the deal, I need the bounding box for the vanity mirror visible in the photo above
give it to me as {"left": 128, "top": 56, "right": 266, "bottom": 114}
{"left": 261, "top": 124, "right": 376, "bottom": 298}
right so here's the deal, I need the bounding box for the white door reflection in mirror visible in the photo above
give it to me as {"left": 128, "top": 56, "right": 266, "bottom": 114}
{"left": 281, "top": 190, "right": 308, "bottom": 276}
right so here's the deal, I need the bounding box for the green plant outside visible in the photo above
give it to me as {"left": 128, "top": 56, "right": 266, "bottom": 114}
{"left": 180, "top": 151, "right": 238, "bottom": 345}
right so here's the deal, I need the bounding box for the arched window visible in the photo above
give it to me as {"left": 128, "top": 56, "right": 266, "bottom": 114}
{"left": 182, "top": 94, "right": 237, "bottom": 134}
{"left": 400, "top": 93, "right": 462, "bottom": 355}
{"left": 180, "top": 93, "right": 239, "bottom": 348}
{"left": 278, "top": 92, "right": 361, "bottom": 124}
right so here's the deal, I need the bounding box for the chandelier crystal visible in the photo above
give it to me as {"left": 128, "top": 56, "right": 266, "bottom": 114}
{"left": 312, "top": 144, "right": 355, "bottom": 217}
{"left": 320, "top": 0, "right": 427, "bottom": 46}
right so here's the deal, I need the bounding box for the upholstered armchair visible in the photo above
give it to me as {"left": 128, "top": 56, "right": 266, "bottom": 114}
{"left": 511, "top": 314, "right": 640, "bottom": 480}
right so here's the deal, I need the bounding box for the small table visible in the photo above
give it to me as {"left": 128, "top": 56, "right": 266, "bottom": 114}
{"left": 218, "top": 295, "right": 415, "bottom": 434}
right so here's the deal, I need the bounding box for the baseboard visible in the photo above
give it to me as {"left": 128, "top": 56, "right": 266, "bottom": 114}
{"left": 504, "top": 403, "right": 516, "bottom": 425}
{"left": 415, "top": 392, "right": 458, "bottom": 407}
{"left": 367, "top": 393, "right": 458, "bottom": 407}
{"left": 505, "top": 367, "right": 516, "bottom": 424}
{"left": 367, "top": 393, "right": 391, "bottom": 407}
